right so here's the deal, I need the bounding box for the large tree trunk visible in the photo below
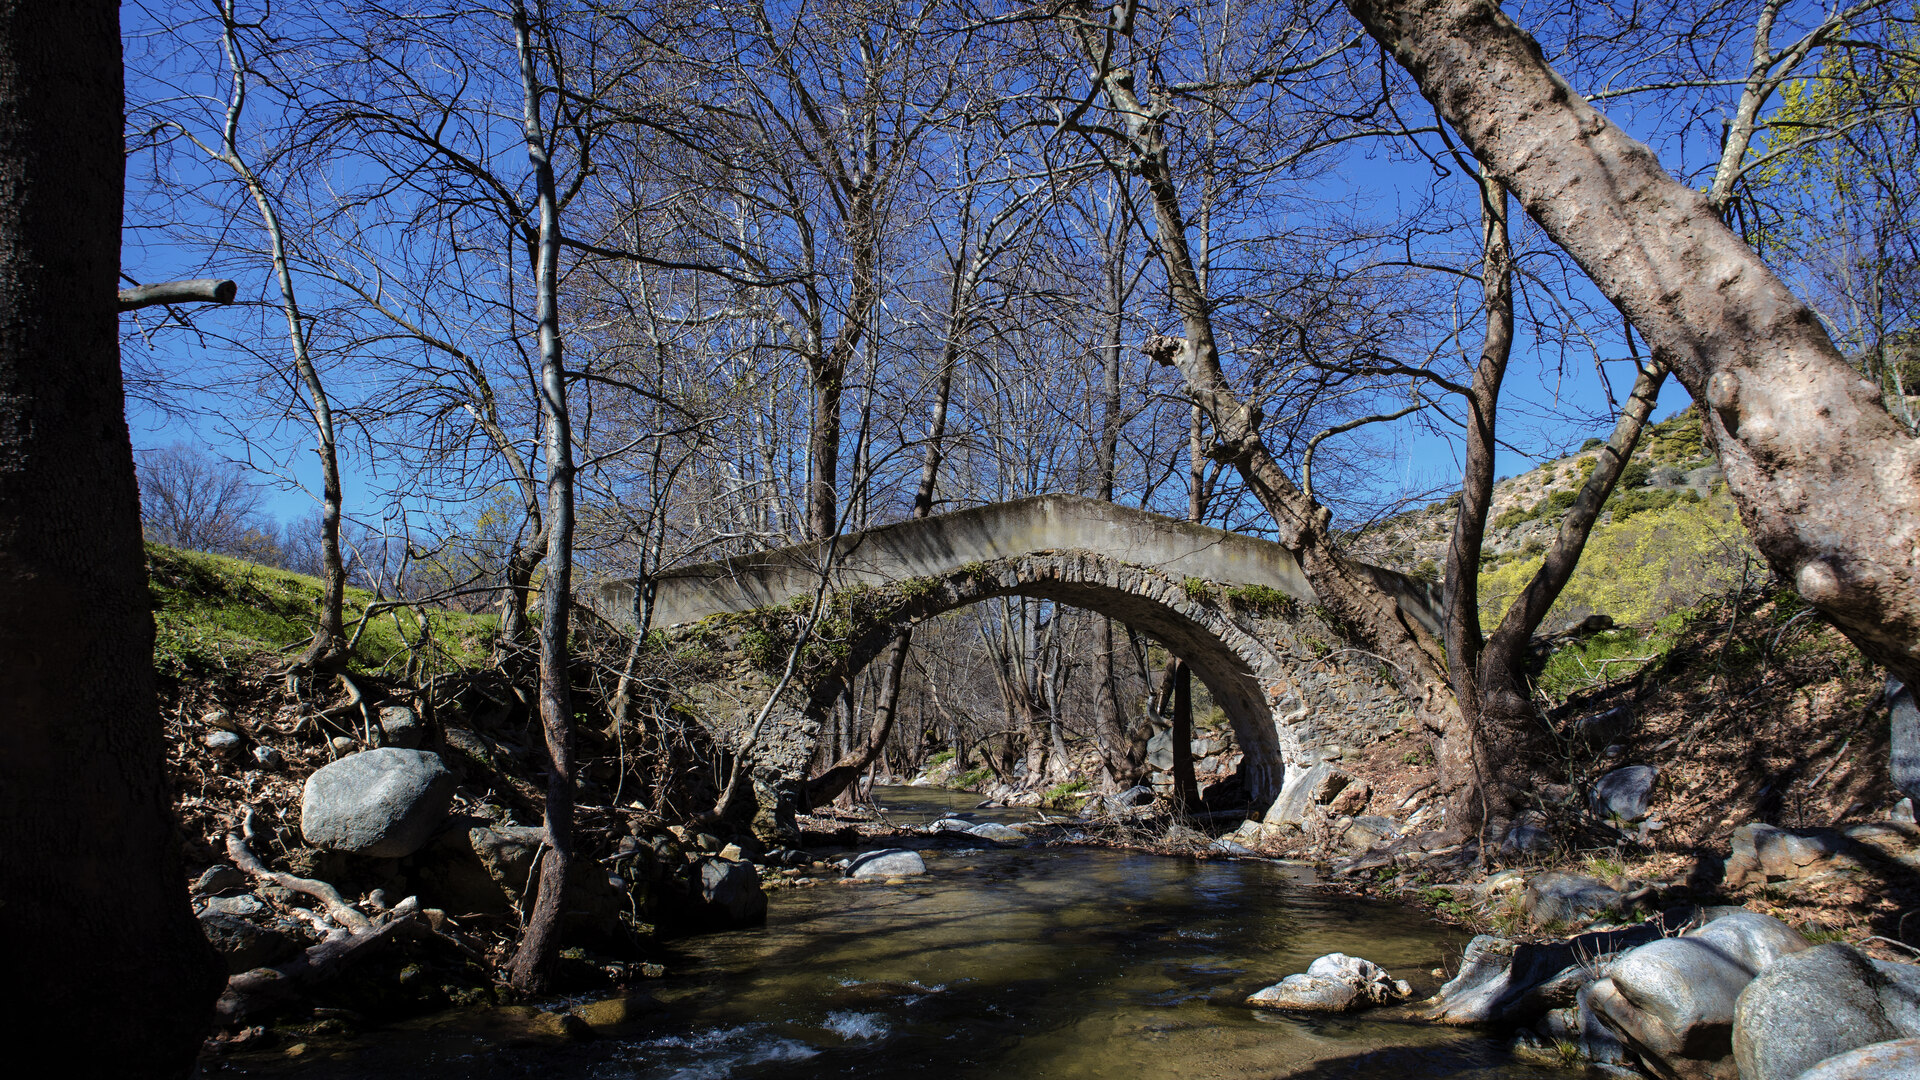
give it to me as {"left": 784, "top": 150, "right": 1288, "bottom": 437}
{"left": 0, "top": 1, "right": 225, "bottom": 1072}
{"left": 1347, "top": 0, "right": 1920, "bottom": 688}
{"left": 504, "top": 0, "right": 577, "bottom": 993}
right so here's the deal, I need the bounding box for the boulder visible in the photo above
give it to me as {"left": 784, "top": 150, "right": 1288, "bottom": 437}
{"left": 966, "top": 823, "right": 1025, "bottom": 843}
{"left": 1791, "top": 1038, "right": 1920, "bottom": 1080}
{"left": 1502, "top": 821, "right": 1554, "bottom": 857}
{"left": 1724, "top": 824, "right": 1851, "bottom": 889}
{"left": 848, "top": 849, "right": 926, "bottom": 879}
{"left": 1891, "top": 678, "right": 1920, "bottom": 802}
{"left": 300, "top": 748, "right": 455, "bottom": 858}
{"left": 198, "top": 912, "right": 301, "bottom": 974}
{"left": 409, "top": 818, "right": 622, "bottom": 927}
{"left": 1523, "top": 872, "right": 1624, "bottom": 926}
{"left": 688, "top": 856, "right": 767, "bottom": 927}
{"left": 1105, "top": 785, "right": 1155, "bottom": 813}
{"left": 1247, "top": 953, "right": 1411, "bottom": 1012}
{"left": 1263, "top": 761, "right": 1333, "bottom": 827}
{"left": 375, "top": 704, "right": 425, "bottom": 749}
{"left": 1146, "top": 730, "right": 1175, "bottom": 771}
{"left": 1587, "top": 910, "right": 1809, "bottom": 1077}
{"left": 1591, "top": 765, "right": 1659, "bottom": 823}
{"left": 194, "top": 865, "right": 251, "bottom": 895}
{"left": 1328, "top": 778, "right": 1372, "bottom": 816}
{"left": 1732, "top": 945, "right": 1920, "bottom": 1080}
{"left": 1429, "top": 924, "right": 1664, "bottom": 1026}
{"left": 1344, "top": 815, "right": 1400, "bottom": 851}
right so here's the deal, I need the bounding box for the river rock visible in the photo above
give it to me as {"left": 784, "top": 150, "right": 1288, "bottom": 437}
{"left": 1587, "top": 912, "right": 1808, "bottom": 1077}
{"left": 1523, "top": 872, "right": 1624, "bottom": 926}
{"left": 1429, "top": 924, "right": 1664, "bottom": 1027}
{"left": 203, "top": 730, "right": 244, "bottom": 758}
{"left": 1791, "top": 1037, "right": 1920, "bottom": 1080}
{"left": 1147, "top": 730, "right": 1175, "bottom": 771}
{"left": 1891, "top": 678, "right": 1920, "bottom": 801}
{"left": 201, "top": 893, "right": 268, "bottom": 918}
{"left": 1247, "top": 953, "right": 1411, "bottom": 1012}
{"left": 848, "top": 849, "right": 926, "bottom": 878}
{"left": 1105, "top": 785, "right": 1155, "bottom": 813}
{"left": 1723, "top": 824, "right": 1852, "bottom": 889}
{"left": 690, "top": 856, "right": 768, "bottom": 927}
{"left": 375, "top": 704, "right": 425, "bottom": 749}
{"left": 1591, "top": 765, "right": 1659, "bottom": 823}
{"left": 300, "top": 748, "right": 455, "bottom": 858}
{"left": 1263, "top": 761, "right": 1333, "bottom": 828}
{"left": 1344, "top": 815, "right": 1399, "bottom": 851}
{"left": 930, "top": 817, "right": 976, "bottom": 833}
{"left": 199, "top": 911, "right": 301, "bottom": 974}
{"left": 966, "top": 823, "right": 1025, "bottom": 843}
{"left": 194, "top": 865, "right": 251, "bottom": 895}
{"left": 1732, "top": 944, "right": 1920, "bottom": 1080}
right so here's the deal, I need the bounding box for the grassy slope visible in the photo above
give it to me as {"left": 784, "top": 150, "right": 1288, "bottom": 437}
{"left": 146, "top": 543, "right": 496, "bottom": 681}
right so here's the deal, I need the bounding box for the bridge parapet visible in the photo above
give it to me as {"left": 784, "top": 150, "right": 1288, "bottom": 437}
{"left": 597, "top": 493, "right": 1442, "bottom": 637}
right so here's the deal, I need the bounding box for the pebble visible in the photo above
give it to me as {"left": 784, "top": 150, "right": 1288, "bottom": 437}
{"left": 203, "top": 730, "right": 244, "bottom": 757}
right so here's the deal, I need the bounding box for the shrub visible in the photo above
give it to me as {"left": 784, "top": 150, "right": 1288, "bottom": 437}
{"left": 954, "top": 767, "right": 992, "bottom": 789}
{"left": 1181, "top": 577, "right": 1214, "bottom": 602}
{"left": 1579, "top": 437, "right": 1605, "bottom": 452}
{"left": 1618, "top": 461, "right": 1653, "bottom": 489}
{"left": 1226, "top": 583, "right": 1297, "bottom": 616}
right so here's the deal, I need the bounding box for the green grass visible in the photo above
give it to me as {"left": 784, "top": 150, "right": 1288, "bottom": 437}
{"left": 1043, "top": 779, "right": 1090, "bottom": 809}
{"left": 146, "top": 543, "right": 496, "bottom": 681}
{"left": 954, "top": 767, "right": 992, "bottom": 789}
{"left": 926, "top": 749, "right": 956, "bottom": 767}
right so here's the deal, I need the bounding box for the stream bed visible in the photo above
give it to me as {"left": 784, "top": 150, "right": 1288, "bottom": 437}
{"left": 218, "top": 788, "right": 1558, "bottom": 1079}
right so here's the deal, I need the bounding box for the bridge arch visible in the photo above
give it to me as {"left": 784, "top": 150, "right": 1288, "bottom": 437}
{"left": 813, "top": 550, "right": 1305, "bottom": 805}
{"left": 598, "top": 494, "right": 1440, "bottom": 820}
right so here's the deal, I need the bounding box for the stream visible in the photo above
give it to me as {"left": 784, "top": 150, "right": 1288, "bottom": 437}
{"left": 218, "top": 788, "right": 1558, "bottom": 1079}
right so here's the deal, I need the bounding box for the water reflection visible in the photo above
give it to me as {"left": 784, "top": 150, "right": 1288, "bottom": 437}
{"left": 223, "top": 789, "right": 1557, "bottom": 1080}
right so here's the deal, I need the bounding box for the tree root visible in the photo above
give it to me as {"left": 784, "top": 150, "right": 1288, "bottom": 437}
{"left": 214, "top": 810, "right": 421, "bottom": 1024}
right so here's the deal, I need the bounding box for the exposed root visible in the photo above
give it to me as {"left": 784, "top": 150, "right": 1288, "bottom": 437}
{"left": 214, "top": 809, "right": 421, "bottom": 1024}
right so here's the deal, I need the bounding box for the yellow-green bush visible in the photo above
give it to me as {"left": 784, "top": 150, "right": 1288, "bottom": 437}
{"left": 1478, "top": 491, "right": 1754, "bottom": 633}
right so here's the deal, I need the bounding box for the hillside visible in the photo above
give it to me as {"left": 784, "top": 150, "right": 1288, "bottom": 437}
{"left": 1352, "top": 407, "right": 1750, "bottom": 634}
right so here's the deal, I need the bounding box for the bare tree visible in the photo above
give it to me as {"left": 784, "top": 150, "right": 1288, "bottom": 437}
{"left": 137, "top": 442, "right": 269, "bottom": 554}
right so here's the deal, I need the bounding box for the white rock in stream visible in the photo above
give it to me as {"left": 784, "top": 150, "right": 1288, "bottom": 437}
{"left": 847, "top": 849, "right": 927, "bottom": 878}
{"left": 966, "top": 823, "right": 1025, "bottom": 843}
{"left": 1246, "top": 953, "right": 1413, "bottom": 1012}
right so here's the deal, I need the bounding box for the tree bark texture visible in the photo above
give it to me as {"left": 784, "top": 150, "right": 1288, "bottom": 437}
{"left": 0, "top": 1, "right": 225, "bottom": 1072}
{"left": 1347, "top": 0, "right": 1920, "bottom": 687}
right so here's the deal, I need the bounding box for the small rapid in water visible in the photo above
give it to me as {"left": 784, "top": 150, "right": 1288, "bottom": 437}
{"left": 223, "top": 788, "right": 1559, "bottom": 1079}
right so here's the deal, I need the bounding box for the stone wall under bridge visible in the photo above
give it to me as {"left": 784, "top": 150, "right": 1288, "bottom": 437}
{"left": 597, "top": 496, "right": 1439, "bottom": 840}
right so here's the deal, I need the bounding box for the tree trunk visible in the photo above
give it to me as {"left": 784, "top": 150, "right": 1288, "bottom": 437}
{"left": 1347, "top": 0, "right": 1920, "bottom": 688}
{"left": 0, "top": 1, "right": 225, "bottom": 1071}
{"left": 1169, "top": 661, "right": 1200, "bottom": 812}
{"left": 208, "top": 2, "right": 349, "bottom": 676}
{"left": 1065, "top": 6, "right": 1457, "bottom": 760}
{"left": 504, "top": 0, "right": 576, "bottom": 993}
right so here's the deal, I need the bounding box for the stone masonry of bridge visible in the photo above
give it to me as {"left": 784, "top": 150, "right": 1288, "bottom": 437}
{"left": 596, "top": 495, "right": 1444, "bottom": 839}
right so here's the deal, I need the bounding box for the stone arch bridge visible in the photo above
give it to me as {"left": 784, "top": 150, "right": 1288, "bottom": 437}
{"left": 595, "top": 494, "right": 1443, "bottom": 830}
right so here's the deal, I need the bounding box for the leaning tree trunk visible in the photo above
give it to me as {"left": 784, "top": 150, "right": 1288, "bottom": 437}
{"left": 0, "top": 1, "right": 225, "bottom": 1072}
{"left": 1065, "top": 5, "right": 1458, "bottom": 761}
{"left": 1347, "top": 0, "right": 1920, "bottom": 689}
{"left": 503, "top": 0, "right": 577, "bottom": 994}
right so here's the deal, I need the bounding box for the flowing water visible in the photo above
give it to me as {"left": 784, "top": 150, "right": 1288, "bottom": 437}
{"left": 219, "top": 788, "right": 1556, "bottom": 1080}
